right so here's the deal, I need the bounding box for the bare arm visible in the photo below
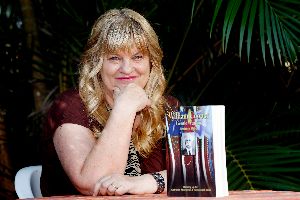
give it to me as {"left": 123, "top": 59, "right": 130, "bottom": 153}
{"left": 53, "top": 83, "right": 150, "bottom": 195}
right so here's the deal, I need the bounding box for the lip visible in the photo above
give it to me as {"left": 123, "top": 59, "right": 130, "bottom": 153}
{"left": 115, "top": 76, "right": 137, "bottom": 81}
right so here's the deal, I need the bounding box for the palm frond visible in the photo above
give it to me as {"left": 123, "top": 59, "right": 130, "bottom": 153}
{"left": 239, "top": 0, "right": 252, "bottom": 60}
{"left": 225, "top": 103, "right": 300, "bottom": 191}
{"left": 223, "top": 0, "right": 242, "bottom": 53}
{"left": 259, "top": 0, "right": 266, "bottom": 63}
{"left": 227, "top": 144, "right": 300, "bottom": 190}
{"left": 265, "top": 3, "right": 275, "bottom": 65}
{"left": 210, "top": 0, "right": 300, "bottom": 66}
{"left": 247, "top": 0, "right": 258, "bottom": 62}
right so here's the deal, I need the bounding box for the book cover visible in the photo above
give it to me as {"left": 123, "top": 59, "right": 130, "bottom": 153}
{"left": 165, "top": 105, "right": 228, "bottom": 197}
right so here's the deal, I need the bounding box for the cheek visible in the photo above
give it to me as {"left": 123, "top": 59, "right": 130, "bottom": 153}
{"left": 101, "top": 63, "right": 117, "bottom": 76}
{"left": 138, "top": 63, "right": 151, "bottom": 85}
{"left": 100, "top": 65, "right": 117, "bottom": 87}
{"left": 139, "top": 60, "right": 151, "bottom": 76}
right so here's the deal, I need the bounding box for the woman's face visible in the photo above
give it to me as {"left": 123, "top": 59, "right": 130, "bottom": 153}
{"left": 100, "top": 44, "right": 151, "bottom": 105}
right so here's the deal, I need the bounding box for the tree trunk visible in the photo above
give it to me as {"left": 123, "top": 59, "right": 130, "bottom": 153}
{"left": 19, "top": 0, "right": 47, "bottom": 110}
{"left": 0, "top": 108, "right": 15, "bottom": 199}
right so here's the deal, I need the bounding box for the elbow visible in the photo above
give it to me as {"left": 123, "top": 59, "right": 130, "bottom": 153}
{"left": 73, "top": 182, "right": 95, "bottom": 196}
{"left": 77, "top": 188, "right": 94, "bottom": 196}
{"left": 70, "top": 177, "right": 97, "bottom": 196}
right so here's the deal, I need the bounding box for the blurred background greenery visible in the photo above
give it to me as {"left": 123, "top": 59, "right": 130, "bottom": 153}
{"left": 0, "top": 0, "right": 299, "bottom": 199}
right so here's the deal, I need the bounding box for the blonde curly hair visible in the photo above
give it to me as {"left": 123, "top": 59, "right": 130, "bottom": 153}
{"left": 79, "top": 8, "right": 166, "bottom": 157}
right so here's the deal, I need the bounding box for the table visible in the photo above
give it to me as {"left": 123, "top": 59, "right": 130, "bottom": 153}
{"left": 25, "top": 190, "right": 300, "bottom": 200}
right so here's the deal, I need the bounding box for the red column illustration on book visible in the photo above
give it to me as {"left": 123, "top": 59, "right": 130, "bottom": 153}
{"left": 166, "top": 106, "right": 216, "bottom": 197}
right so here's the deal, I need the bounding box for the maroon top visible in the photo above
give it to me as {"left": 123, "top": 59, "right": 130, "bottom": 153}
{"left": 40, "top": 88, "right": 179, "bottom": 196}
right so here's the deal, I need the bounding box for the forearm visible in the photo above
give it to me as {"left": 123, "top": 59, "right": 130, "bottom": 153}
{"left": 72, "top": 108, "right": 137, "bottom": 193}
{"left": 83, "top": 111, "right": 134, "bottom": 167}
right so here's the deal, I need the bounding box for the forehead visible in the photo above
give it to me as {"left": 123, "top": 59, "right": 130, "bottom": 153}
{"left": 106, "top": 42, "right": 147, "bottom": 55}
{"left": 101, "top": 17, "right": 148, "bottom": 55}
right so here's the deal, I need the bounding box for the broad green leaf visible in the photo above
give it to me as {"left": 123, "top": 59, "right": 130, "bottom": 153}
{"left": 288, "top": 38, "right": 297, "bottom": 63}
{"left": 212, "top": 0, "right": 299, "bottom": 65}
{"left": 270, "top": 8, "right": 283, "bottom": 64}
{"left": 227, "top": 167, "right": 244, "bottom": 183}
{"left": 259, "top": 0, "right": 266, "bottom": 65}
{"left": 224, "top": 0, "right": 242, "bottom": 53}
{"left": 222, "top": 0, "right": 237, "bottom": 52}
{"left": 271, "top": 4, "right": 300, "bottom": 20}
{"left": 275, "top": 0, "right": 300, "bottom": 5}
{"left": 251, "top": 167, "right": 300, "bottom": 173}
{"left": 275, "top": 16, "right": 288, "bottom": 61}
{"left": 282, "top": 30, "right": 293, "bottom": 63}
{"left": 282, "top": 30, "right": 297, "bottom": 63}
{"left": 210, "top": 0, "right": 223, "bottom": 37}
{"left": 265, "top": 2, "right": 275, "bottom": 65}
{"left": 247, "top": 0, "right": 258, "bottom": 62}
{"left": 280, "top": 18, "right": 300, "bottom": 34}
{"left": 230, "top": 175, "right": 249, "bottom": 189}
{"left": 239, "top": 0, "right": 252, "bottom": 59}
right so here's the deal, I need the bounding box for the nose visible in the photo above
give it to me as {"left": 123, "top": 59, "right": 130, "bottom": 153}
{"left": 119, "top": 59, "right": 133, "bottom": 74}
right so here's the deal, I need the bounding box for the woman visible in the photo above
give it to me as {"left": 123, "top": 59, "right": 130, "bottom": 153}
{"left": 40, "top": 8, "right": 179, "bottom": 196}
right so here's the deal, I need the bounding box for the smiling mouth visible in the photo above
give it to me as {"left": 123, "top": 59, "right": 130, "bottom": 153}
{"left": 115, "top": 76, "right": 137, "bottom": 81}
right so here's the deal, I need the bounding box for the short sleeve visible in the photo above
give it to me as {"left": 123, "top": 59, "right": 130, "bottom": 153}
{"left": 43, "top": 88, "right": 89, "bottom": 140}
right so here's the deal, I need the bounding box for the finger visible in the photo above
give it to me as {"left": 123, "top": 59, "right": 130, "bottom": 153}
{"left": 93, "top": 181, "right": 101, "bottom": 196}
{"left": 114, "top": 185, "right": 127, "bottom": 196}
{"left": 99, "top": 183, "right": 110, "bottom": 196}
{"left": 99, "top": 177, "right": 116, "bottom": 196}
{"left": 106, "top": 183, "right": 119, "bottom": 196}
{"left": 93, "top": 176, "right": 111, "bottom": 196}
{"left": 92, "top": 177, "right": 103, "bottom": 196}
{"left": 106, "top": 185, "right": 115, "bottom": 196}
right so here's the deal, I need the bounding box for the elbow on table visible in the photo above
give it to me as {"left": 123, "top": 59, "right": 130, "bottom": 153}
{"left": 70, "top": 177, "right": 97, "bottom": 196}
{"left": 73, "top": 182, "right": 95, "bottom": 196}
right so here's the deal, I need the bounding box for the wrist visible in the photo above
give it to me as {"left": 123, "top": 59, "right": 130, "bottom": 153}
{"left": 150, "top": 172, "right": 165, "bottom": 194}
{"left": 113, "top": 101, "right": 139, "bottom": 115}
{"left": 128, "top": 173, "right": 160, "bottom": 194}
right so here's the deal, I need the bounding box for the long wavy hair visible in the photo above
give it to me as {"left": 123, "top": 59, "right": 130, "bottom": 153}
{"left": 79, "top": 8, "right": 166, "bottom": 157}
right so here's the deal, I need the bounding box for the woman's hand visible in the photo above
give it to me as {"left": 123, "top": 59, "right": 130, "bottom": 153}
{"left": 93, "top": 174, "right": 132, "bottom": 196}
{"left": 93, "top": 173, "right": 158, "bottom": 196}
{"left": 113, "top": 83, "right": 151, "bottom": 113}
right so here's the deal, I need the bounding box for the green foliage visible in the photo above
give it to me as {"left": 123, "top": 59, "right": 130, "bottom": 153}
{"left": 210, "top": 0, "right": 300, "bottom": 189}
{"left": 226, "top": 103, "right": 300, "bottom": 190}
{"left": 211, "top": 0, "right": 300, "bottom": 65}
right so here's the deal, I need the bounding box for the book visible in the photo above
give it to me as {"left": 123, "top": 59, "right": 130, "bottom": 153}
{"left": 165, "top": 105, "right": 228, "bottom": 197}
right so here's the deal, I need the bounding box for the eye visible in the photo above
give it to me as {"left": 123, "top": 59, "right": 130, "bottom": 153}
{"left": 108, "top": 55, "right": 121, "bottom": 61}
{"left": 132, "top": 54, "right": 143, "bottom": 60}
